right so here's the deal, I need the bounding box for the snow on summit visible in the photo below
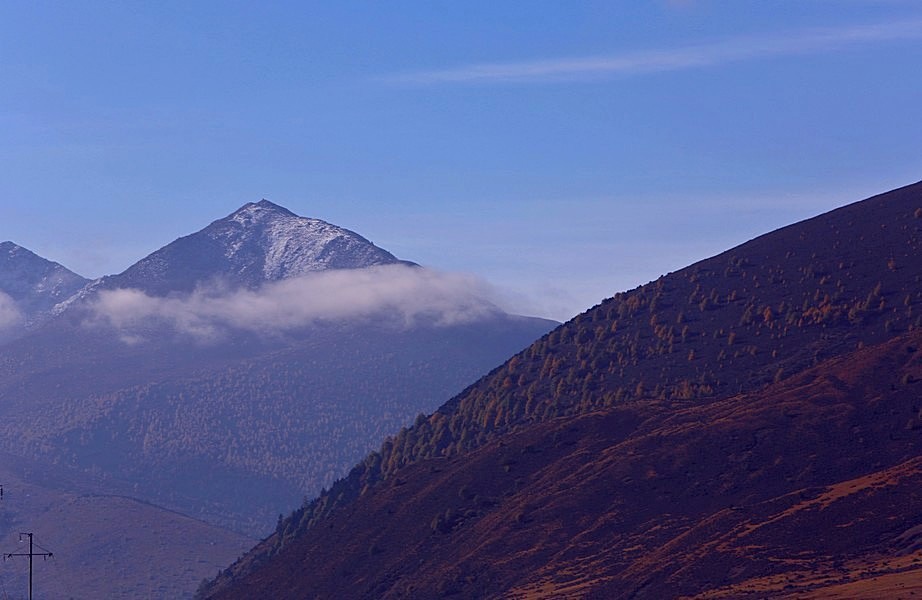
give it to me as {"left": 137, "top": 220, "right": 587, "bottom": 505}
{"left": 98, "top": 200, "right": 412, "bottom": 296}
{"left": 226, "top": 200, "right": 405, "bottom": 280}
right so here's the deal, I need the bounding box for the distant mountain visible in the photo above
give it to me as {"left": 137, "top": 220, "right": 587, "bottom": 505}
{"left": 0, "top": 241, "right": 88, "bottom": 334}
{"left": 0, "top": 200, "right": 556, "bottom": 597}
{"left": 98, "top": 199, "right": 413, "bottom": 296}
{"left": 201, "top": 181, "right": 922, "bottom": 599}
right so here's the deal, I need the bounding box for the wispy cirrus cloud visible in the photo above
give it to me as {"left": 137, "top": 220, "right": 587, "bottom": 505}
{"left": 384, "top": 19, "right": 922, "bottom": 84}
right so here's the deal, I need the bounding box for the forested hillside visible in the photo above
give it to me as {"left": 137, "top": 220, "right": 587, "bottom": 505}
{"left": 0, "top": 317, "right": 551, "bottom": 533}
{"left": 207, "top": 327, "right": 922, "bottom": 599}
{"left": 202, "top": 181, "right": 922, "bottom": 598}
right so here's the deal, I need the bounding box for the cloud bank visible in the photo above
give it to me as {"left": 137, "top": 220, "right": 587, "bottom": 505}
{"left": 385, "top": 19, "right": 922, "bottom": 84}
{"left": 90, "top": 264, "right": 504, "bottom": 341}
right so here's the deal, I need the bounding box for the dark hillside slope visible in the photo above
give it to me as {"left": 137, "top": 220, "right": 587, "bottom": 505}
{"left": 207, "top": 328, "right": 922, "bottom": 599}
{"left": 202, "top": 180, "right": 922, "bottom": 596}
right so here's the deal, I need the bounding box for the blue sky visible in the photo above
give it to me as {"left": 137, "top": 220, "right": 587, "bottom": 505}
{"left": 2, "top": 1, "right": 921, "bottom": 321}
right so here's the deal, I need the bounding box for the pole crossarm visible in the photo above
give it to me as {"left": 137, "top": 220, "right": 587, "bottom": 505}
{"left": 3, "top": 532, "right": 54, "bottom": 600}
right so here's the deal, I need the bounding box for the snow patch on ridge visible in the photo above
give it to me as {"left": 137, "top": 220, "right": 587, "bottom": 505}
{"left": 222, "top": 200, "right": 402, "bottom": 281}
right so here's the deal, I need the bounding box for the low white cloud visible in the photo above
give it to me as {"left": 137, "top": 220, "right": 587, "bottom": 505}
{"left": 384, "top": 18, "right": 922, "bottom": 84}
{"left": 89, "top": 264, "right": 505, "bottom": 342}
{"left": 0, "top": 292, "right": 22, "bottom": 330}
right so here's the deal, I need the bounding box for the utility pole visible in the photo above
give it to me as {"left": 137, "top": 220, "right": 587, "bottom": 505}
{"left": 4, "top": 532, "right": 53, "bottom": 600}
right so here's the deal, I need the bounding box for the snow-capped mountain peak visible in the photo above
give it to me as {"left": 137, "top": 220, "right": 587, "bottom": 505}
{"left": 229, "top": 199, "right": 298, "bottom": 225}
{"left": 100, "top": 200, "right": 412, "bottom": 295}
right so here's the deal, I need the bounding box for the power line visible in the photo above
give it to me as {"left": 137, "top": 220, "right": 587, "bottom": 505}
{"left": 4, "top": 533, "right": 53, "bottom": 600}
